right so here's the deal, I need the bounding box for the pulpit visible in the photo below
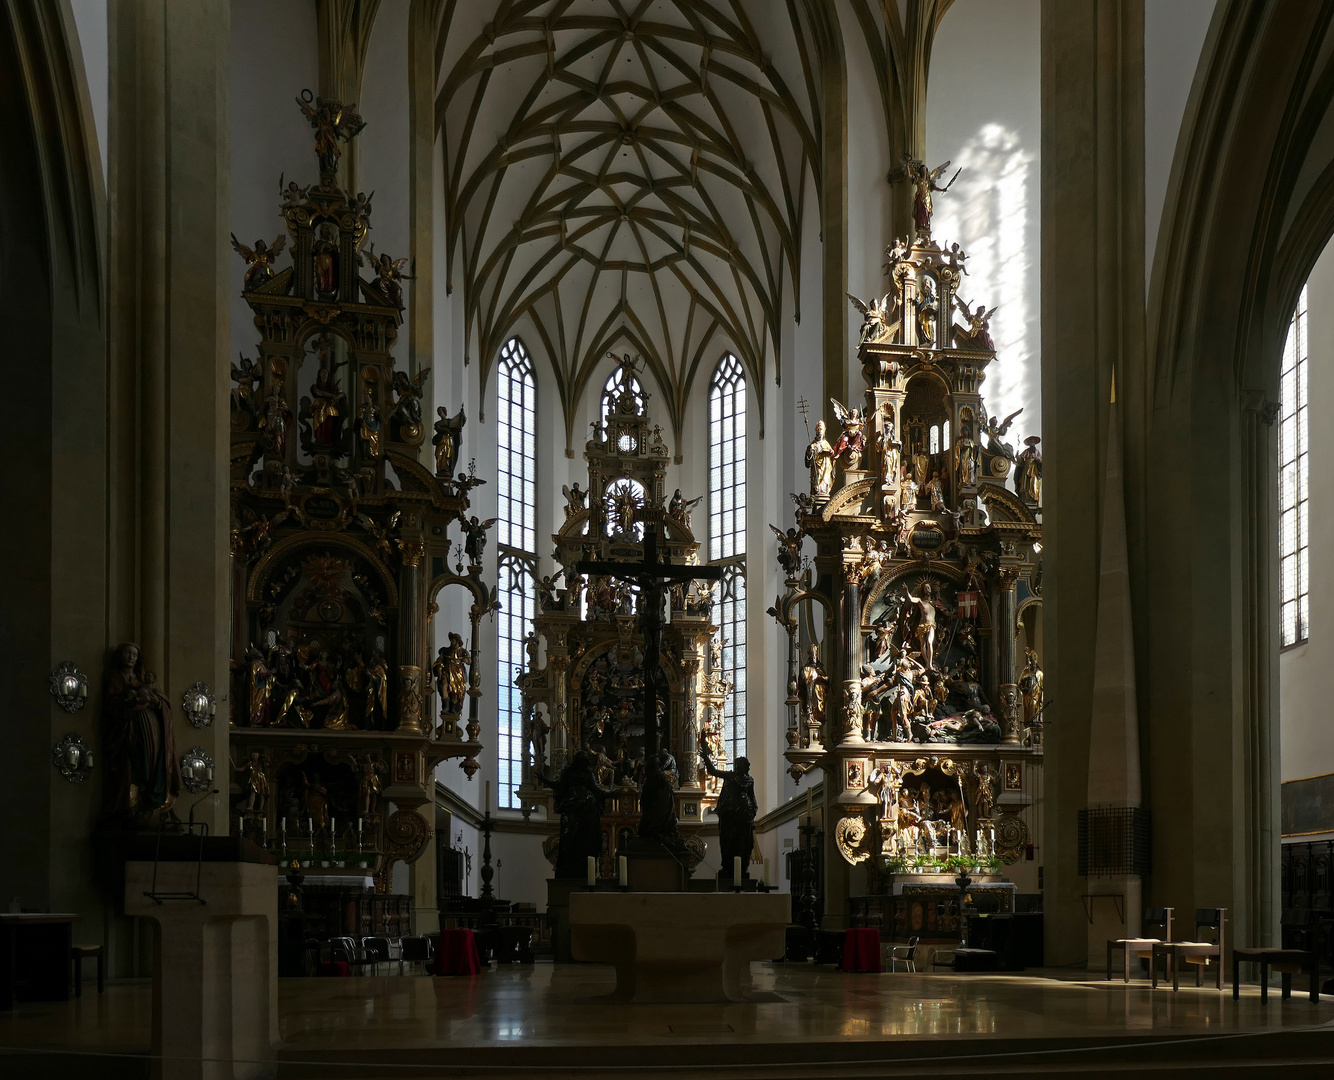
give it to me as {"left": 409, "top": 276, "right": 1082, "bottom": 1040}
{"left": 124, "top": 837, "right": 277, "bottom": 1080}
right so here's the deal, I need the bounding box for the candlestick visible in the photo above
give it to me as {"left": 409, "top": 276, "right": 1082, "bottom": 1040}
{"left": 485, "top": 780, "right": 491, "bottom": 813}
{"left": 587, "top": 856, "right": 596, "bottom": 888}
{"left": 806, "top": 788, "right": 812, "bottom": 818}
{"left": 618, "top": 855, "right": 628, "bottom": 887}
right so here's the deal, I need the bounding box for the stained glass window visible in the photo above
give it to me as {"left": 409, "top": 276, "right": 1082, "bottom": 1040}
{"left": 709, "top": 355, "right": 747, "bottom": 761}
{"left": 496, "top": 338, "right": 538, "bottom": 807}
{"left": 1280, "top": 287, "right": 1309, "bottom": 647}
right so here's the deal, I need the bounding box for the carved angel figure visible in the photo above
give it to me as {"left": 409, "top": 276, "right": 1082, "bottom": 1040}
{"left": 562, "top": 482, "right": 588, "bottom": 519}
{"left": 462, "top": 515, "right": 497, "bottom": 565}
{"left": 230, "top": 233, "right": 287, "bottom": 291}
{"left": 848, "top": 293, "right": 898, "bottom": 346}
{"left": 830, "top": 398, "right": 866, "bottom": 467}
{"left": 362, "top": 242, "right": 412, "bottom": 309}
{"left": 955, "top": 300, "right": 998, "bottom": 350}
{"left": 296, "top": 90, "right": 366, "bottom": 176}
{"left": 769, "top": 524, "right": 803, "bottom": 578}
{"left": 231, "top": 353, "right": 261, "bottom": 416}
{"left": 903, "top": 155, "right": 958, "bottom": 237}
{"left": 391, "top": 367, "right": 430, "bottom": 427}
{"left": 983, "top": 407, "right": 1024, "bottom": 460}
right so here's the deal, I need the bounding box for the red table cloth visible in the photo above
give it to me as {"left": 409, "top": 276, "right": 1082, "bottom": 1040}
{"left": 316, "top": 960, "right": 350, "bottom": 977}
{"left": 842, "top": 928, "right": 882, "bottom": 972}
{"left": 433, "top": 928, "right": 482, "bottom": 976}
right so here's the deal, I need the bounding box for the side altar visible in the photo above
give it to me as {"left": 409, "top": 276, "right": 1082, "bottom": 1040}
{"left": 774, "top": 157, "right": 1046, "bottom": 919}
{"left": 514, "top": 356, "right": 733, "bottom": 877}
{"left": 225, "top": 94, "right": 493, "bottom": 907}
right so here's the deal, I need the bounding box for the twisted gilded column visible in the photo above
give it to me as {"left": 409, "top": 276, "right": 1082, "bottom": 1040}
{"left": 996, "top": 565, "right": 1022, "bottom": 745}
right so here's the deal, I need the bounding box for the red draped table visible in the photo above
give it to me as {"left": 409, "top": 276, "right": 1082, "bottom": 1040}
{"left": 433, "top": 928, "right": 482, "bottom": 976}
{"left": 842, "top": 928, "right": 882, "bottom": 972}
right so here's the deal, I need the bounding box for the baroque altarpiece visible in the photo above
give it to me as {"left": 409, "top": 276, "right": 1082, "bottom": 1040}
{"left": 775, "top": 161, "right": 1045, "bottom": 901}
{"left": 515, "top": 359, "right": 732, "bottom": 875}
{"left": 226, "top": 96, "right": 491, "bottom": 894}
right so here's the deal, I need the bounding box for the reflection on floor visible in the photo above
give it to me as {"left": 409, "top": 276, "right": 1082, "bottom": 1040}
{"left": 2, "top": 962, "right": 1333, "bottom": 1077}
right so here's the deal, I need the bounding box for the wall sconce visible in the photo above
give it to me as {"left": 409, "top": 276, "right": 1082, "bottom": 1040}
{"left": 181, "top": 682, "right": 217, "bottom": 728}
{"left": 53, "top": 733, "right": 94, "bottom": 783}
{"left": 180, "top": 746, "right": 216, "bottom": 794}
{"left": 49, "top": 661, "right": 89, "bottom": 714}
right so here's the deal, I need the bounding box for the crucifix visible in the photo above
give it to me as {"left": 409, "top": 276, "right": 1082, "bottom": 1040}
{"left": 577, "top": 524, "right": 722, "bottom": 844}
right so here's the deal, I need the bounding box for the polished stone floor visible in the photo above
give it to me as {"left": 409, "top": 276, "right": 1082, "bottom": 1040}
{"left": 3, "top": 963, "right": 1334, "bottom": 1077}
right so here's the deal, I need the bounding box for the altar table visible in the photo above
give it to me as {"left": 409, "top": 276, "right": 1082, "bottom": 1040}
{"left": 841, "top": 927, "right": 882, "bottom": 972}
{"left": 0, "top": 913, "right": 77, "bottom": 1009}
{"left": 433, "top": 928, "right": 482, "bottom": 976}
{"left": 568, "top": 891, "right": 790, "bottom": 1003}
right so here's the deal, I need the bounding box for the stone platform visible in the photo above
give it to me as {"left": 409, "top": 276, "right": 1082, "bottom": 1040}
{"left": 567, "top": 891, "right": 790, "bottom": 1002}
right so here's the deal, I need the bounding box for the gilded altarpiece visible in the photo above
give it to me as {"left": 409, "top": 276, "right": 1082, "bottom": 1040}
{"left": 226, "top": 97, "right": 492, "bottom": 896}
{"left": 515, "top": 361, "right": 730, "bottom": 875}
{"left": 776, "top": 174, "right": 1044, "bottom": 901}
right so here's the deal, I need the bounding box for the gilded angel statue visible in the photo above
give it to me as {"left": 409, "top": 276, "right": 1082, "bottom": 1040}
{"left": 361, "top": 242, "right": 412, "bottom": 309}
{"left": 230, "top": 233, "right": 287, "bottom": 290}
{"left": 902, "top": 155, "right": 959, "bottom": 237}
{"left": 829, "top": 398, "right": 866, "bottom": 466}
{"left": 847, "top": 293, "right": 898, "bottom": 346}
{"left": 955, "top": 300, "right": 998, "bottom": 351}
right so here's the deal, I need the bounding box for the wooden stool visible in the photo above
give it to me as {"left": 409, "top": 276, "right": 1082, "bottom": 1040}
{"left": 1232, "top": 947, "right": 1319, "bottom": 1003}
{"left": 70, "top": 944, "right": 103, "bottom": 997}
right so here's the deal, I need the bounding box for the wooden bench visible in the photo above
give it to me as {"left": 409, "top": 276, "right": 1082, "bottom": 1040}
{"left": 1232, "top": 947, "right": 1319, "bottom": 1003}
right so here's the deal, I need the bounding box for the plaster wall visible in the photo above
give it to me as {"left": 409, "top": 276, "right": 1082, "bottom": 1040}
{"left": 358, "top": 1, "right": 410, "bottom": 278}
{"left": 228, "top": 0, "right": 318, "bottom": 364}
{"left": 1280, "top": 242, "right": 1334, "bottom": 787}
{"left": 928, "top": 0, "right": 1042, "bottom": 449}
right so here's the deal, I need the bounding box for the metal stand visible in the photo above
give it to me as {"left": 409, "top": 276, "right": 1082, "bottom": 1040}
{"left": 143, "top": 821, "right": 209, "bottom": 906}
{"left": 798, "top": 820, "right": 819, "bottom": 931}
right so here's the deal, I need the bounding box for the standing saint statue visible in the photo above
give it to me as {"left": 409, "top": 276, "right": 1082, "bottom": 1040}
{"left": 904, "top": 582, "right": 944, "bottom": 671}
{"left": 1015, "top": 436, "right": 1042, "bottom": 503}
{"left": 540, "top": 751, "right": 610, "bottom": 879}
{"left": 798, "top": 644, "right": 828, "bottom": 730}
{"left": 102, "top": 643, "right": 182, "bottom": 823}
{"left": 1020, "top": 647, "right": 1044, "bottom": 728}
{"left": 805, "top": 420, "right": 836, "bottom": 500}
{"left": 954, "top": 420, "right": 980, "bottom": 489}
{"left": 701, "top": 745, "right": 759, "bottom": 879}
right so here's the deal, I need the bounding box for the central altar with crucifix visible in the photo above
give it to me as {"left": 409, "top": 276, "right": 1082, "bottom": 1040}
{"left": 515, "top": 355, "right": 732, "bottom": 881}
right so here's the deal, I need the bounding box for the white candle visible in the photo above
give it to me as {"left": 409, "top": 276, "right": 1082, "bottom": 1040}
{"left": 618, "top": 855, "right": 628, "bottom": 887}
{"left": 485, "top": 780, "right": 491, "bottom": 813}
{"left": 587, "top": 856, "right": 597, "bottom": 887}
{"left": 260, "top": 819, "right": 267, "bottom": 845}
{"left": 281, "top": 816, "right": 287, "bottom": 838}
{"left": 806, "top": 788, "right": 813, "bottom": 818}
{"left": 733, "top": 856, "right": 742, "bottom": 881}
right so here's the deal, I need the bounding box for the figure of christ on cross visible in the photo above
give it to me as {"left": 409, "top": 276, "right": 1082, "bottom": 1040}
{"left": 576, "top": 525, "right": 722, "bottom": 850}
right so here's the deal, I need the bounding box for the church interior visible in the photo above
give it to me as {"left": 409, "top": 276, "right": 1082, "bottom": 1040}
{"left": 5, "top": 0, "right": 1334, "bottom": 1076}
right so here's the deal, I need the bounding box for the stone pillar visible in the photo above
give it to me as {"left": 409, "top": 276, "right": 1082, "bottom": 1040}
{"left": 1240, "top": 392, "right": 1282, "bottom": 948}
{"left": 996, "top": 566, "right": 1021, "bottom": 745}
{"left": 108, "top": 0, "right": 232, "bottom": 836}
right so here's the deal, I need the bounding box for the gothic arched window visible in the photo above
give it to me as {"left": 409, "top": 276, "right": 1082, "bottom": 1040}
{"left": 496, "top": 337, "right": 537, "bottom": 808}
{"left": 709, "top": 354, "right": 747, "bottom": 762}
{"left": 1280, "top": 287, "right": 1310, "bottom": 647}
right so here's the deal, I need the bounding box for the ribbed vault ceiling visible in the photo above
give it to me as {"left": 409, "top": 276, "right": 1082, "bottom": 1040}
{"left": 436, "top": 0, "right": 820, "bottom": 445}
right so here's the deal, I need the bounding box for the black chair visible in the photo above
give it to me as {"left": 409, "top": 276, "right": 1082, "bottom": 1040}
{"left": 1107, "top": 907, "right": 1174, "bottom": 982}
{"left": 400, "top": 935, "right": 434, "bottom": 972}
{"left": 71, "top": 944, "right": 103, "bottom": 997}
{"left": 813, "top": 929, "right": 846, "bottom": 966}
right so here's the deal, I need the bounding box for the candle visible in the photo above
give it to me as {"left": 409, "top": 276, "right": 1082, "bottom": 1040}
{"left": 618, "top": 855, "right": 628, "bottom": 887}
{"left": 485, "top": 780, "right": 491, "bottom": 813}
{"left": 806, "top": 788, "right": 813, "bottom": 818}
{"left": 587, "top": 856, "right": 596, "bottom": 887}
{"left": 281, "top": 816, "right": 287, "bottom": 838}
{"left": 733, "top": 856, "right": 742, "bottom": 881}
{"left": 260, "top": 819, "right": 267, "bottom": 845}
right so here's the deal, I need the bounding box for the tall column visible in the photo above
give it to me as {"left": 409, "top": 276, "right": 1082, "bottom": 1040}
{"left": 109, "top": 0, "right": 232, "bottom": 836}
{"left": 1040, "top": 0, "right": 1146, "bottom": 966}
{"left": 1240, "top": 391, "right": 1281, "bottom": 948}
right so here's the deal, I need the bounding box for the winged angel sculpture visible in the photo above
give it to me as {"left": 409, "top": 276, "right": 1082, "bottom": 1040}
{"left": 830, "top": 399, "right": 866, "bottom": 468}
{"left": 848, "top": 293, "right": 901, "bottom": 346}
{"left": 903, "top": 155, "right": 959, "bottom": 238}
{"left": 230, "top": 233, "right": 287, "bottom": 291}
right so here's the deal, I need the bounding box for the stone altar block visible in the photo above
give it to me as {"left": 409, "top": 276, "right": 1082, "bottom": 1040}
{"left": 569, "top": 891, "right": 790, "bottom": 1003}
{"left": 125, "top": 838, "right": 277, "bottom": 1080}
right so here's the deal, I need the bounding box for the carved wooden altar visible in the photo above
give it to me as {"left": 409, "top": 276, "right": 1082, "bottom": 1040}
{"left": 515, "top": 357, "right": 730, "bottom": 874}
{"left": 226, "top": 95, "right": 493, "bottom": 894}
{"left": 774, "top": 174, "right": 1044, "bottom": 888}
